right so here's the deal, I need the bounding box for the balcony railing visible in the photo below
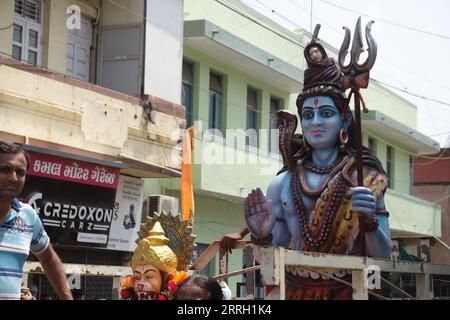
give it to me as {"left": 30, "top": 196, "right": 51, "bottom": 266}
{"left": 192, "top": 240, "right": 450, "bottom": 300}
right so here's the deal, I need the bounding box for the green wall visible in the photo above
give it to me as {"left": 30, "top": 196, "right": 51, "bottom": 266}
{"left": 363, "top": 131, "right": 413, "bottom": 195}
{"left": 193, "top": 194, "right": 246, "bottom": 295}
{"left": 184, "top": 46, "right": 292, "bottom": 133}
{"left": 184, "top": 0, "right": 418, "bottom": 130}
{"left": 184, "top": 0, "right": 304, "bottom": 71}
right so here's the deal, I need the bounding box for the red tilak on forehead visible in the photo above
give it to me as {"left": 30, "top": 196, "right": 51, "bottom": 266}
{"left": 313, "top": 97, "right": 321, "bottom": 108}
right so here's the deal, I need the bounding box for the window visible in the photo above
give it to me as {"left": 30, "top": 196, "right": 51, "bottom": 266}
{"left": 246, "top": 87, "right": 258, "bottom": 147}
{"left": 209, "top": 72, "right": 223, "bottom": 131}
{"left": 182, "top": 60, "right": 194, "bottom": 127}
{"left": 386, "top": 145, "right": 394, "bottom": 189}
{"left": 15, "top": 0, "right": 42, "bottom": 24}
{"left": 67, "top": 16, "right": 93, "bottom": 81}
{"left": 368, "top": 136, "right": 377, "bottom": 154}
{"left": 13, "top": 0, "right": 43, "bottom": 66}
{"left": 269, "top": 96, "right": 281, "bottom": 153}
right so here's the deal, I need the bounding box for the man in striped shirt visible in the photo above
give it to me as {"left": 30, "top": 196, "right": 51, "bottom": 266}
{"left": 0, "top": 141, "right": 72, "bottom": 300}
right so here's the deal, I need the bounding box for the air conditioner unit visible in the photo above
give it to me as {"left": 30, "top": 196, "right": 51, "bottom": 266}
{"left": 142, "top": 195, "right": 179, "bottom": 222}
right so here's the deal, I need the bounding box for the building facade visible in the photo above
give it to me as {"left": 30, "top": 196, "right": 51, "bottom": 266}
{"left": 413, "top": 149, "right": 450, "bottom": 265}
{"left": 0, "top": 0, "right": 185, "bottom": 299}
{"left": 1, "top": 0, "right": 444, "bottom": 299}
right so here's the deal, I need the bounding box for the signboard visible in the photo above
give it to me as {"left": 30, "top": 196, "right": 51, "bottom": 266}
{"left": 107, "top": 176, "right": 144, "bottom": 252}
{"left": 20, "top": 152, "right": 119, "bottom": 248}
{"left": 27, "top": 151, "right": 120, "bottom": 189}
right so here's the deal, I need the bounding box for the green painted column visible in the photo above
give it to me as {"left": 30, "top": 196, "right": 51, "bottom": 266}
{"left": 394, "top": 149, "right": 411, "bottom": 194}
{"left": 195, "top": 59, "right": 210, "bottom": 130}
{"left": 259, "top": 90, "right": 270, "bottom": 153}
{"left": 225, "top": 73, "right": 246, "bottom": 131}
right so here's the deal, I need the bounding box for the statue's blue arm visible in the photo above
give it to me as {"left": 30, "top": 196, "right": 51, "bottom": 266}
{"left": 266, "top": 172, "right": 292, "bottom": 248}
{"left": 365, "top": 194, "right": 393, "bottom": 259}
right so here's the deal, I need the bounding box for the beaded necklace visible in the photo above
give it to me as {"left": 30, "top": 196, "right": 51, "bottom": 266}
{"left": 290, "top": 156, "right": 351, "bottom": 249}
{"left": 302, "top": 156, "right": 342, "bottom": 174}
{"left": 299, "top": 156, "right": 349, "bottom": 197}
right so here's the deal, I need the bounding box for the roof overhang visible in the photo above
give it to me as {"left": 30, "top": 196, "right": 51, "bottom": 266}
{"left": 118, "top": 154, "right": 181, "bottom": 178}
{"left": 362, "top": 110, "right": 440, "bottom": 155}
{"left": 184, "top": 20, "right": 302, "bottom": 92}
{"left": 391, "top": 229, "right": 433, "bottom": 238}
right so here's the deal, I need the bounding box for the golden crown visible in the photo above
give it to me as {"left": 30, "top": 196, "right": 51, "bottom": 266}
{"left": 131, "top": 221, "right": 177, "bottom": 274}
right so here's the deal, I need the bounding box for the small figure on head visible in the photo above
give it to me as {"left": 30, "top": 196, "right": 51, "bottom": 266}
{"left": 308, "top": 45, "right": 323, "bottom": 63}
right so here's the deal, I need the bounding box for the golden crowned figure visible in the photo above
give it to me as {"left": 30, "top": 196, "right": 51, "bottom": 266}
{"left": 120, "top": 212, "right": 195, "bottom": 300}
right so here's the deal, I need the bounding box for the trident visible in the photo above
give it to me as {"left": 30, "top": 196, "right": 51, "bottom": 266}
{"left": 338, "top": 17, "right": 377, "bottom": 257}
{"left": 338, "top": 16, "right": 377, "bottom": 187}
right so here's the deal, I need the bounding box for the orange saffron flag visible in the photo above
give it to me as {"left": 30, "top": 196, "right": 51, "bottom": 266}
{"left": 181, "top": 127, "right": 195, "bottom": 224}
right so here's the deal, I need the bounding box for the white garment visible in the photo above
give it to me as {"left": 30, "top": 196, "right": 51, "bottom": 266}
{"left": 219, "top": 280, "right": 232, "bottom": 300}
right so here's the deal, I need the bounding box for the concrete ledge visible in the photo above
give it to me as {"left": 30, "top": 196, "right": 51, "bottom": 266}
{"left": 362, "top": 110, "right": 440, "bottom": 154}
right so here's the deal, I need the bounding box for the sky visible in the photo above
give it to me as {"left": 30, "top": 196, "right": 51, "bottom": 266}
{"left": 241, "top": 0, "right": 450, "bottom": 148}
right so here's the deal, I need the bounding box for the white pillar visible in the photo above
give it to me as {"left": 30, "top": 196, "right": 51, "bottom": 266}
{"left": 352, "top": 270, "right": 368, "bottom": 300}
{"left": 416, "top": 273, "right": 431, "bottom": 300}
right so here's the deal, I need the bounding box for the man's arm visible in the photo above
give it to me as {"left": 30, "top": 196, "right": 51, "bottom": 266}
{"left": 35, "top": 244, "right": 73, "bottom": 300}
{"left": 219, "top": 225, "right": 249, "bottom": 254}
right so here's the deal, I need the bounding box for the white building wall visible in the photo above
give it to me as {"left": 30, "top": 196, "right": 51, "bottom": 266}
{"left": 144, "top": 0, "right": 183, "bottom": 104}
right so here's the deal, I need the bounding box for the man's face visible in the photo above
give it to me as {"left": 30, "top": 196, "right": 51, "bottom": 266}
{"left": 133, "top": 264, "right": 163, "bottom": 300}
{"left": 0, "top": 152, "right": 27, "bottom": 201}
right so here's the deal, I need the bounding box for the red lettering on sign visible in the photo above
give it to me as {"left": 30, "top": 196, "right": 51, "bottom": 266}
{"left": 27, "top": 151, "right": 120, "bottom": 189}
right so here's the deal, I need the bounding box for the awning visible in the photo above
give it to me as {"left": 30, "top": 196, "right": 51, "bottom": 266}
{"left": 118, "top": 154, "right": 181, "bottom": 178}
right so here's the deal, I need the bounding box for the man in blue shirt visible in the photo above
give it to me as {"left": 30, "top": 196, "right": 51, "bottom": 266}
{"left": 0, "top": 141, "right": 73, "bottom": 300}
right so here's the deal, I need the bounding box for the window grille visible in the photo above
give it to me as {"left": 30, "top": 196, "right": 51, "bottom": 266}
{"left": 15, "top": 0, "right": 41, "bottom": 24}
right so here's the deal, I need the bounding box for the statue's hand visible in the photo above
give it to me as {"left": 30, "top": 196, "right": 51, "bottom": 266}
{"left": 350, "top": 187, "right": 376, "bottom": 222}
{"left": 244, "top": 187, "right": 275, "bottom": 239}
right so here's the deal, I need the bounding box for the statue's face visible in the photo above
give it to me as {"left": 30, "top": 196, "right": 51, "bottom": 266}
{"left": 301, "top": 96, "right": 342, "bottom": 149}
{"left": 309, "top": 46, "right": 323, "bottom": 63}
{"left": 133, "top": 264, "right": 163, "bottom": 300}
